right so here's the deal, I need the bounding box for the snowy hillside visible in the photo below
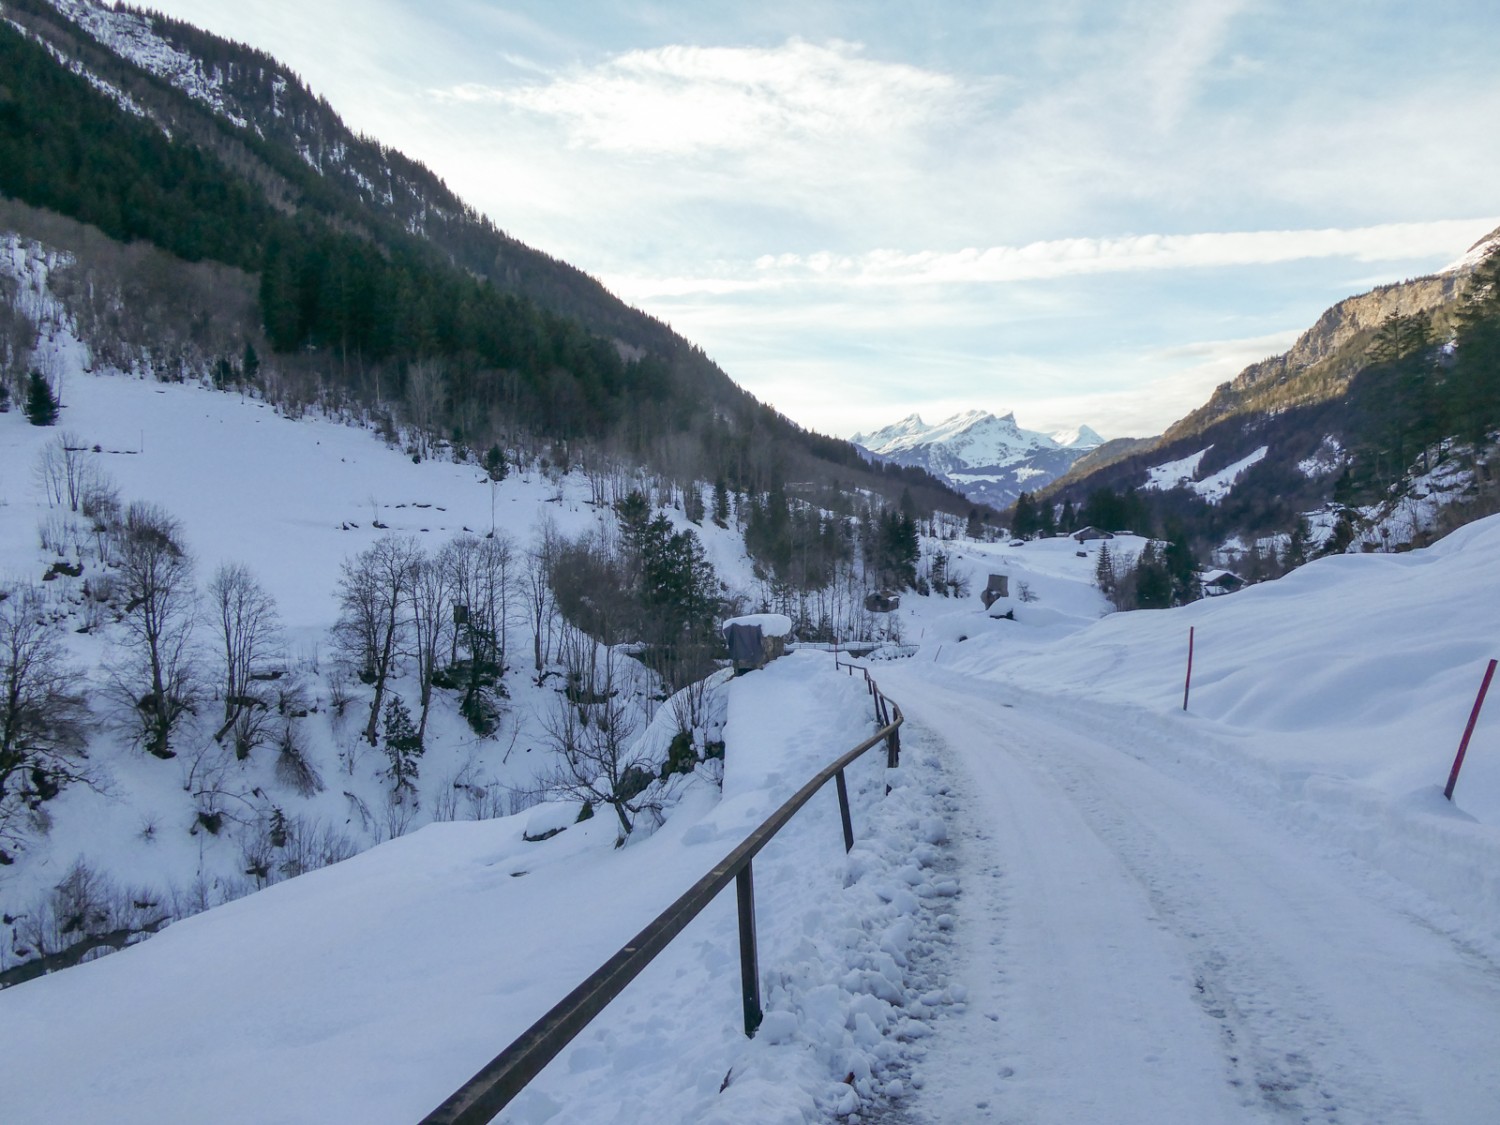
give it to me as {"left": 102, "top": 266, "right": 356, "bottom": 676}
{"left": 0, "top": 353, "right": 769, "bottom": 982}
{"left": 0, "top": 655, "right": 960, "bottom": 1122}
{"left": 1142, "top": 443, "right": 1270, "bottom": 504}
{"left": 853, "top": 410, "right": 1103, "bottom": 509}
{"left": 44, "top": 0, "right": 252, "bottom": 128}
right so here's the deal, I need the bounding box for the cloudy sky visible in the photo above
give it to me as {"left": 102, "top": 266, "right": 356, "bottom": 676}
{"left": 144, "top": 0, "right": 1500, "bottom": 440}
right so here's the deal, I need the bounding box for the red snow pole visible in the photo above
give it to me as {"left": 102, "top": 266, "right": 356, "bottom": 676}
{"left": 1182, "top": 626, "right": 1195, "bottom": 712}
{"left": 1445, "top": 658, "right": 1497, "bottom": 801}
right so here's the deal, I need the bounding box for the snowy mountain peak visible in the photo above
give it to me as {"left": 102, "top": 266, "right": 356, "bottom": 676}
{"left": 852, "top": 413, "right": 929, "bottom": 449}
{"left": 853, "top": 409, "right": 1104, "bottom": 508}
{"left": 1052, "top": 424, "right": 1105, "bottom": 449}
{"left": 1442, "top": 223, "right": 1500, "bottom": 275}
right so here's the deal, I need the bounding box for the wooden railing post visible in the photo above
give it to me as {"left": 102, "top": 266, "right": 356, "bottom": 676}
{"left": 423, "top": 670, "right": 903, "bottom": 1119}
{"left": 835, "top": 768, "right": 854, "bottom": 852}
{"left": 736, "top": 863, "right": 762, "bottom": 1037}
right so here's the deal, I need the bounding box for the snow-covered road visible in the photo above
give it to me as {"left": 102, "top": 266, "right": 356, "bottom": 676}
{"left": 879, "top": 660, "right": 1500, "bottom": 1125}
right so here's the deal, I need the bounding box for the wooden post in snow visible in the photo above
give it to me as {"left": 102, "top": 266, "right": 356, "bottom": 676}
{"left": 1445, "top": 658, "right": 1497, "bottom": 801}
{"left": 1183, "top": 626, "right": 1195, "bottom": 712}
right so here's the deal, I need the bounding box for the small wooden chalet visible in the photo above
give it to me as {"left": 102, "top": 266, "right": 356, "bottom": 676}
{"left": 1072, "top": 526, "right": 1115, "bottom": 542}
{"left": 1200, "top": 570, "right": 1246, "bottom": 597}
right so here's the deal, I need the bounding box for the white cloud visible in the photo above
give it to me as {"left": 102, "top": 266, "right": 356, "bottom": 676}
{"left": 607, "top": 218, "right": 1500, "bottom": 299}
{"left": 974, "top": 329, "right": 1307, "bottom": 441}
{"left": 436, "top": 38, "right": 959, "bottom": 156}
{"left": 1140, "top": 0, "right": 1248, "bottom": 129}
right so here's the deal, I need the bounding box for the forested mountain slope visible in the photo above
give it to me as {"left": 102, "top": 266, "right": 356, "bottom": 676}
{"left": 0, "top": 0, "right": 969, "bottom": 513}
{"left": 1033, "top": 228, "right": 1500, "bottom": 581}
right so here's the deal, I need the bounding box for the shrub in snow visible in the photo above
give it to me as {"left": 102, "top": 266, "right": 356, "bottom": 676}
{"left": 274, "top": 720, "right": 323, "bottom": 797}
{"left": 539, "top": 648, "right": 657, "bottom": 839}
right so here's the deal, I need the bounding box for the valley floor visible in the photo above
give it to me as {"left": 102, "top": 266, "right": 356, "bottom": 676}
{"left": 880, "top": 659, "right": 1500, "bottom": 1125}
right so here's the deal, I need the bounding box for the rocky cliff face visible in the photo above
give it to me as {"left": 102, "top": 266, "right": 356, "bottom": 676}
{"left": 1241, "top": 274, "right": 1460, "bottom": 385}
{"left": 1161, "top": 225, "right": 1500, "bottom": 445}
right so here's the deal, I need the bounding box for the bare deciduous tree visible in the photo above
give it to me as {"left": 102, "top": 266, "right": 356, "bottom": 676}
{"left": 524, "top": 523, "right": 560, "bottom": 675}
{"left": 406, "top": 551, "right": 451, "bottom": 746}
{"left": 0, "top": 587, "right": 92, "bottom": 862}
{"left": 332, "top": 535, "right": 421, "bottom": 745}
{"left": 540, "top": 647, "right": 653, "bottom": 839}
{"left": 33, "top": 431, "right": 107, "bottom": 514}
{"left": 403, "top": 359, "right": 446, "bottom": 459}
{"left": 440, "top": 532, "right": 515, "bottom": 733}
{"left": 111, "top": 502, "right": 197, "bottom": 758}
{"left": 207, "top": 563, "right": 282, "bottom": 757}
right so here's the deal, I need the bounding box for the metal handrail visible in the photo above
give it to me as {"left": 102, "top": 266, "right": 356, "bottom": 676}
{"left": 422, "top": 675, "right": 903, "bottom": 1125}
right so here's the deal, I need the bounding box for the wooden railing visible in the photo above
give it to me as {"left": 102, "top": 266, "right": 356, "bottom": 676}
{"left": 422, "top": 667, "right": 903, "bottom": 1124}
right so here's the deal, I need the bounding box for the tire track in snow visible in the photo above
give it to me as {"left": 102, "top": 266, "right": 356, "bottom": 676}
{"left": 882, "top": 664, "right": 1500, "bottom": 1124}
{"left": 1032, "top": 743, "right": 1415, "bottom": 1123}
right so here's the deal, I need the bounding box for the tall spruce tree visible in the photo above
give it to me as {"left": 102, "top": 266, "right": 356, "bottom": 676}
{"left": 24, "top": 372, "right": 58, "bottom": 426}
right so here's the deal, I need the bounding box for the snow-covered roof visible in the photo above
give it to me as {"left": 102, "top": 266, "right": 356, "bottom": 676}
{"left": 1200, "top": 570, "right": 1245, "bottom": 585}
{"left": 722, "top": 613, "right": 793, "bottom": 638}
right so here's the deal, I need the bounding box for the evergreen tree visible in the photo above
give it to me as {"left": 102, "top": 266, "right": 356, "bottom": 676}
{"left": 1282, "top": 517, "right": 1310, "bottom": 570}
{"left": 712, "top": 478, "right": 731, "bottom": 528}
{"left": 1011, "top": 492, "right": 1037, "bottom": 539}
{"left": 382, "top": 695, "right": 423, "bottom": 792}
{"left": 875, "top": 510, "right": 919, "bottom": 589}
{"left": 242, "top": 343, "right": 260, "bottom": 383}
{"left": 1163, "top": 528, "right": 1199, "bottom": 605}
{"left": 1133, "top": 542, "right": 1173, "bottom": 609}
{"left": 484, "top": 443, "right": 508, "bottom": 482}
{"left": 1450, "top": 253, "right": 1500, "bottom": 447}
{"left": 1037, "top": 499, "right": 1057, "bottom": 538}
{"left": 24, "top": 372, "right": 58, "bottom": 426}
{"left": 1094, "top": 541, "right": 1115, "bottom": 598}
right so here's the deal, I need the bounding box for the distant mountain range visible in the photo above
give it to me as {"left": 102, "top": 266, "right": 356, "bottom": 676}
{"left": 853, "top": 410, "right": 1104, "bottom": 508}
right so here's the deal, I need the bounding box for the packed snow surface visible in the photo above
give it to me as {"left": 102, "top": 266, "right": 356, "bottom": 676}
{"left": 875, "top": 518, "right": 1500, "bottom": 1123}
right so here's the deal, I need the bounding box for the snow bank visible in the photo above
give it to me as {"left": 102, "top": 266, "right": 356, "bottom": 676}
{"left": 0, "top": 654, "right": 955, "bottom": 1123}
{"left": 924, "top": 513, "right": 1500, "bottom": 935}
